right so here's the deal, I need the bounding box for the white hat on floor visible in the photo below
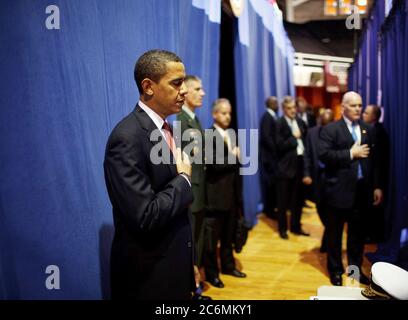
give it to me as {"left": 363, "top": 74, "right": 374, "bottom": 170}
{"left": 362, "top": 262, "right": 408, "bottom": 300}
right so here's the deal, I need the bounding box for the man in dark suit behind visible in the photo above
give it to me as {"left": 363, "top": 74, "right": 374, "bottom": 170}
{"left": 104, "top": 50, "right": 194, "bottom": 299}
{"left": 303, "top": 109, "right": 334, "bottom": 252}
{"left": 296, "top": 96, "right": 316, "bottom": 128}
{"left": 203, "top": 98, "right": 246, "bottom": 288}
{"left": 318, "top": 91, "right": 383, "bottom": 286}
{"left": 176, "top": 75, "right": 211, "bottom": 300}
{"left": 363, "top": 104, "right": 390, "bottom": 243}
{"left": 259, "top": 96, "right": 279, "bottom": 219}
{"left": 275, "top": 96, "right": 309, "bottom": 239}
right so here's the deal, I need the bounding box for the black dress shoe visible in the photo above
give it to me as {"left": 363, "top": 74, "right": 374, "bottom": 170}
{"left": 279, "top": 232, "right": 289, "bottom": 239}
{"left": 223, "top": 269, "right": 247, "bottom": 278}
{"left": 207, "top": 277, "right": 224, "bottom": 288}
{"left": 330, "top": 274, "right": 343, "bottom": 286}
{"left": 291, "top": 229, "right": 310, "bottom": 236}
{"left": 192, "top": 294, "right": 212, "bottom": 300}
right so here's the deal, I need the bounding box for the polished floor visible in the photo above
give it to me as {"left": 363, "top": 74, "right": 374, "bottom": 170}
{"left": 202, "top": 202, "right": 376, "bottom": 300}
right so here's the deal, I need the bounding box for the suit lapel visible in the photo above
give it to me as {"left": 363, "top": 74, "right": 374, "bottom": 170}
{"left": 281, "top": 117, "right": 292, "bottom": 136}
{"left": 133, "top": 105, "right": 177, "bottom": 177}
{"left": 339, "top": 118, "right": 355, "bottom": 146}
{"left": 359, "top": 121, "right": 369, "bottom": 145}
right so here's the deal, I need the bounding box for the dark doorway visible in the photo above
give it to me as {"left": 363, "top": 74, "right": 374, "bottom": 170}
{"left": 219, "top": 8, "right": 238, "bottom": 130}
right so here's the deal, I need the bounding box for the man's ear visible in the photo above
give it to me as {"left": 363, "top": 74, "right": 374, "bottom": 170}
{"left": 141, "top": 78, "right": 154, "bottom": 96}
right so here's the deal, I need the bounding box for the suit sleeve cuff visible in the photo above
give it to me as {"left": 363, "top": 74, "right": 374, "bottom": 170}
{"left": 179, "top": 173, "right": 192, "bottom": 187}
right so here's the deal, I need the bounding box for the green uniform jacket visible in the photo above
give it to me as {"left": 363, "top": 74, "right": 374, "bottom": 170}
{"left": 177, "top": 109, "right": 206, "bottom": 213}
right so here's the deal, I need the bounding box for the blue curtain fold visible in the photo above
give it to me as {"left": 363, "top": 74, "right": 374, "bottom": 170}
{"left": 0, "top": 0, "right": 220, "bottom": 299}
{"left": 349, "top": 0, "right": 408, "bottom": 268}
{"left": 234, "top": 0, "right": 295, "bottom": 227}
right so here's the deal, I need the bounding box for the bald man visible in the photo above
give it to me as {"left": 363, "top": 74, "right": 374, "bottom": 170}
{"left": 318, "top": 92, "right": 383, "bottom": 286}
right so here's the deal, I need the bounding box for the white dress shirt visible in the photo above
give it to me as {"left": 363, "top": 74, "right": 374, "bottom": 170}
{"left": 284, "top": 116, "right": 304, "bottom": 156}
{"left": 214, "top": 123, "right": 232, "bottom": 150}
{"left": 298, "top": 112, "right": 308, "bottom": 126}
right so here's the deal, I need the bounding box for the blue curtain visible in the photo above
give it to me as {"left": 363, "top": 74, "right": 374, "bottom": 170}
{"left": 234, "top": 0, "right": 295, "bottom": 227}
{"left": 349, "top": 0, "right": 408, "bottom": 268}
{"left": 348, "top": 0, "right": 385, "bottom": 106}
{"left": 371, "top": 0, "right": 408, "bottom": 268}
{"left": 0, "top": 0, "right": 220, "bottom": 299}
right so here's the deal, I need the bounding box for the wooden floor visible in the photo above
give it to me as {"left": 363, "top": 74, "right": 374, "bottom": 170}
{"left": 202, "top": 202, "right": 376, "bottom": 300}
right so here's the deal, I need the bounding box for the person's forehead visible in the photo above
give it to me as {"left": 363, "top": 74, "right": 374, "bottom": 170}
{"left": 346, "top": 96, "right": 362, "bottom": 105}
{"left": 164, "top": 61, "right": 185, "bottom": 77}
{"left": 187, "top": 79, "right": 202, "bottom": 89}
{"left": 218, "top": 103, "right": 231, "bottom": 112}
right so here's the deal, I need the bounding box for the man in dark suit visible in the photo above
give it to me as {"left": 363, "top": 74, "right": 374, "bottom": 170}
{"left": 203, "top": 98, "right": 246, "bottom": 288}
{"left": 177, "top": 75, "right": 211, "bottom": 300}
{"left": 319, "top": 92, "right": 383, "bottom": 286}
{"left": 104, "top": 50, "right": 195, "bottom": 299}
{"left": 259, "top": 96, "right": 279, "bottom": 219}
{"left": 363, "top": 104, "right": 390, "bottom": 243}
{"left": 303, "top": 109, "right": 334, "bottom": 252}
{"left": 275, "top": 96, "right": 309, "bottom": 239}
{"left": 296, "top": 96, "right": 316, "bottom": 128}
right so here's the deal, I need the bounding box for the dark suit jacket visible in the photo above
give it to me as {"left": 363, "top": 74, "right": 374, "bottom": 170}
{"left": 275, "top": 117, "right": 307, "bottom": 179}
{"left": 303, "top": 126, "right": 325, "bottom": 201}
{"left": 177, "top": 109, "right": 206, "bottom": 213}
{"left": 259, "top": 111, "right": 278, "bottom": 180}
{"left": 318, "top": 118, "right": 381, "bottom": 210}
{"left": 205, "top": 126, "right": 240, "bottom": 212}
{"left": 104, "top": 105, "right": 194, "bottom": 300}
{"left": 374, "top": 122, "right": 390, "bottom": 189}
{"left": 298, "top": 112, "right": 316, "bottom": 128}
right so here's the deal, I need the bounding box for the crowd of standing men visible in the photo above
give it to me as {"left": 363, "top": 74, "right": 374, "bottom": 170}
{"left": 104, "top": 50, "right": 389, "bottom": 300}
{"left": 259, "top": 92, "right": 388, "bottom": 286}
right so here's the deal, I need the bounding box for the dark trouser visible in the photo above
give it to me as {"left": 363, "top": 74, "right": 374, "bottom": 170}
{"left": 276, "top": 156, "right": 304, "bottom": 234}
{"left": 203, "top": 209, "right": 236, "bottom": 281}
{"left": 192, "top": 209, "right": 205, "bottom": 267}
{"left": 327, "top": 180, "right": 369, "bottom": 275}
{"left": 315, "top": 171, "right": 328, "bottom": 248}
{"left": 316, "top": 199, "right": 329, "bottom": 248}
{"left": 260, "top": 165, "right": 277, "bottom": 217}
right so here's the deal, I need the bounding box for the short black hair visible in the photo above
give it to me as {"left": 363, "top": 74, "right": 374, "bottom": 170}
{"left": 368, "top": 104, "right": 382, "bottom": 121}
{"left": 265, "top": 96, "right": 278, "bottom": 109}
{"left": 134, "top": 49, "right": 182, "bottom": 94}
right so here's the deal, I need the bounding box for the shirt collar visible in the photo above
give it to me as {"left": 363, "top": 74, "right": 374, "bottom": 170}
{"left": 213, "top": 123, "right": 226, "bottom": 136}
{"left": 138, "top": 100, "right": 165, "bottom": 130}
{"left": 343, "top": 115, "right": 358, "bottom": 127}
{"left": 267, "top": 109, "right": 277, "bottom": 118}
{"left": 284, "top": 115, "right": 294, "bottom": 125}
{"left": 182, "top": 105, "right": 196, "bottom": 120}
